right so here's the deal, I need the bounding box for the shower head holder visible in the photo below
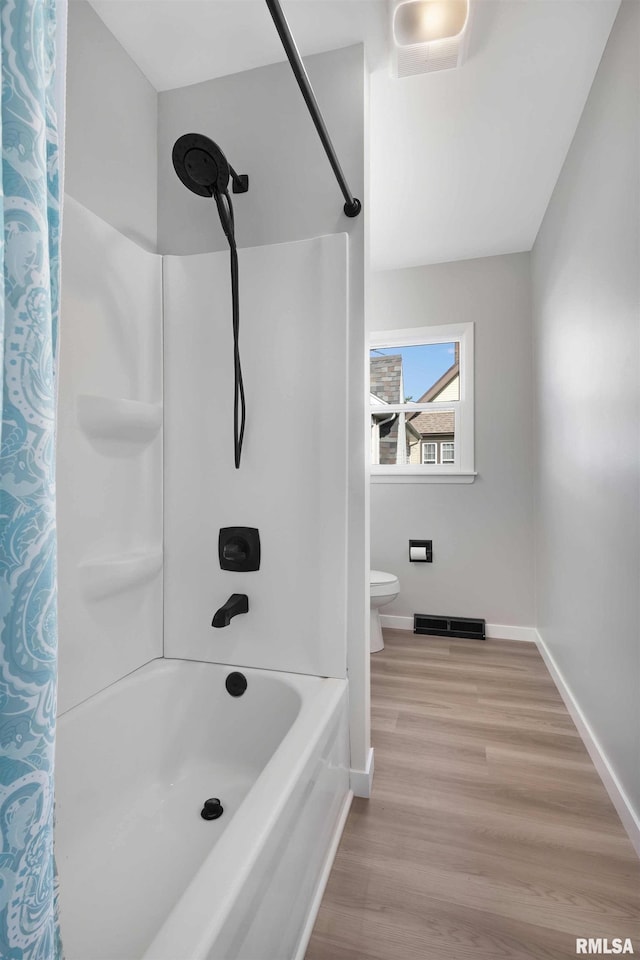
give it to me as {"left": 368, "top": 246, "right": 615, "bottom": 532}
{"left": 232, "top": 173, "right": 249, "bottom": 194}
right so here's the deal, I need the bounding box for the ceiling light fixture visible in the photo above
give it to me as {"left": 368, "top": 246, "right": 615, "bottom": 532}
{"left": 393, "top": 0, "right": 469, "bottom": 46}
{"left": 390, "top": 0, "right": 472, "bottom": 78}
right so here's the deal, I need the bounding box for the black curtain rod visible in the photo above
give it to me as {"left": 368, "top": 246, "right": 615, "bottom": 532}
{"left": 264, "top": 0, "right": 362, "bottom": 219}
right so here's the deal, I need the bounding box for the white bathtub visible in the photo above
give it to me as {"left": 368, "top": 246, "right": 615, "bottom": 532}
{"left": 55, "top": 659, "right": 350, "bottom": 960}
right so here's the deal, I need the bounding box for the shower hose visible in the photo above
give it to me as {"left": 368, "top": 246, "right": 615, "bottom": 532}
{"left": 213, "top": 187, "right": 246, "bottom": 469}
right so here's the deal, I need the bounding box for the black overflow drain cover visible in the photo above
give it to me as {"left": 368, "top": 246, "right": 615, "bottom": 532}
{"left": 201, "top": 798, "right": 224, "bottom": 820}
{"left": 225, "top": 672, "right": 247, "bottom": 697}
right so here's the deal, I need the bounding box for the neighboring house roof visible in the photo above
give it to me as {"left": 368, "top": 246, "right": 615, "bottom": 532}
{"left": 406, "top": 419, "right": 422, "bottom": 440}
{"left": 408, "top": 354, "right": 459, "bottom": 438}
{"left": 409, "top": 409, "right": 455, "bottom": 435}
{"left": 414, "top": 360, "right": 459, "bottom": 404}
{"left": 370, "top": 354, "right": 403, "bottom": 404}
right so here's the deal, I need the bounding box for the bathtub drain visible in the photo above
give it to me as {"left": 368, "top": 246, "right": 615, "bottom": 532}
{"left": 201, "top": 798, "right": 224, "bottom": 820}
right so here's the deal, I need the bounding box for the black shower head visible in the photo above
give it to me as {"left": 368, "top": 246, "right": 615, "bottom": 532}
{"left": 172, "top": 133, "right": 231, "bottom": 197}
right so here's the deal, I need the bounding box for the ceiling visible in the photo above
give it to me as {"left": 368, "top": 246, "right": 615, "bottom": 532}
{"left": 370, "top": 0, "right": 620, "bottom": 269}
{"left": 89, "top": 0, "right": 389, "bottom": 89}
{"left": 88, "top": 0, "right": 620, "bottom": 271}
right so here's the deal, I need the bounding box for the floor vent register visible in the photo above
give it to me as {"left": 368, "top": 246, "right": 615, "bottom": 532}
{"left": 414, "top": 614, "right": 486, "bottom": 641}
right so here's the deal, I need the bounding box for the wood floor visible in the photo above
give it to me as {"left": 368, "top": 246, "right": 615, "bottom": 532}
{"left": 306, "top": 629, "right": 640, "bottom": 960}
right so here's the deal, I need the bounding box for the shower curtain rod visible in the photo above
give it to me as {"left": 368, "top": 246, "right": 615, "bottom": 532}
{"left": 264, "top": 0, "right": 362, "bottom": 218}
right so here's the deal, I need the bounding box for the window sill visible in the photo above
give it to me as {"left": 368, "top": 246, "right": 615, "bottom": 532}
{"left": 370, "top": 471, "right": 477, "bottom": 485}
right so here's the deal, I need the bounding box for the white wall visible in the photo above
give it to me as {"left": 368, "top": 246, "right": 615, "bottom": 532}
{"left": 57, "top": 199, "right": 163, "bottom": 714}
{"left": 65, "top": 0, "right": 158, "bottom": 250}
{"left": 370, "top": 253, "right": 535, "bottom": 629}
{"left": 532, "top": 1, "right": 639, "bottom": 822}
{"left": 158, "top": 45, "right": 369, "bottom": 772}
{"left": 163, "top": 237, "right": 348, "bottom": 679}
{"left": 58, "top": 3, "right": 162, "bottom": 713}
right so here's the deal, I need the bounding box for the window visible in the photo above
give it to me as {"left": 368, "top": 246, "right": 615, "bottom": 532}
{"left": 441, "top": 442, "right": 455, "bottom": 463}
{"left": 369, "top": 323, "right": 474, "bottom": 482}
{"left": 422, "top": 442, "right": 437, "bottom": 464}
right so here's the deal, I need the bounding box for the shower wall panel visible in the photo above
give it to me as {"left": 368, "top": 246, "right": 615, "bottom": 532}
{"left": 164, "top": 234, "right": 348, "bottom": 678}
{"left": 57, "top": 198, "right": 163, "bottom": 714}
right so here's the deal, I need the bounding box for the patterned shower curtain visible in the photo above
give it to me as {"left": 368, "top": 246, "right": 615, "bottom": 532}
{"left": 0, "top": 0, "right": 63, "bottom": 957}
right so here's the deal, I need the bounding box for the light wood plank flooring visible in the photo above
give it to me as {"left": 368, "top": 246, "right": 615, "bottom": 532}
{"left": 306, "top": 629, "right": 640, "bottom": 960}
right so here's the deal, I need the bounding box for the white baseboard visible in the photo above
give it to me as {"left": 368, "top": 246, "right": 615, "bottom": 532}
{"left": 350, "top": 746, "right": 375, "bottom": 798}
{"left": 379, "top": 614, "right": 537, "bottom": 643}
{"left": 535, "top": 630, "right": 640, "bottom": 859}
{"left": 292, "top": 789, "right": 353, "bottom": 960}
{"left": 485, "top": 624, "right": 538, "bottom": 643}
{"left": 379, "top": 614, "right": 414, "bottom": 630}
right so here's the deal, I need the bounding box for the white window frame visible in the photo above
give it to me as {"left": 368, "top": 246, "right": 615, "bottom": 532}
{"left": 441, "top": 441, "right": 455, "bottom": 463}
{"left": 422, "top": 442, "right": 437, "bottom": 464}
{"left": 370, "top": 322, "right": 475, "bottom": 484}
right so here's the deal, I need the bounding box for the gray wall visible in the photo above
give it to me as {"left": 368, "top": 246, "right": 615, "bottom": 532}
{"left": 65, "top": 1, "right": 158, "bottom": 250}
{"left": 532, "top": 1, "right": 639, "bottom": 818}
{"left": 370, "top": 253, "right": 535, "bottom": 628}
{"left": 158, "top": 45, "right": 370, "bottom": 773}
{"left": 157, "top": 45, "right": 363, "bottom": 258}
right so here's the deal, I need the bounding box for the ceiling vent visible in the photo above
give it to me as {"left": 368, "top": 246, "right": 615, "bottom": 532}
{"left": 390, "top": 0, "right": 473, "bottom": 79}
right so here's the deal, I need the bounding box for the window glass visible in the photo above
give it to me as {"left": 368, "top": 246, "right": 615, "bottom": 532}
{"left": 369, "top": 324, "right": 474, "bottom": 478}
{"left": 370, "top": 341, "right": 459, "bottom": 467}
{"left": 422, "top": 442, "right": 437, "bottom": 464}
{"left": 370, "top": 406, "right": 457, "bottom": 466}
{"left": 441, "top": 442, "right": 455, "bottom": 463}
{"left": 369, "top": 342, "right": 459, "bottom": 406}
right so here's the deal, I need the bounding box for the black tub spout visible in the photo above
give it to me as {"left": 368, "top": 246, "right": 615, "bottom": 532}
{"left": 212, "top": 594, "right": 249, "bottom": 628}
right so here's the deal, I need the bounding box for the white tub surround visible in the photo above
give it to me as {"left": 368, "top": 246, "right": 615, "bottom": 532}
{"left": 76, "top": 394, "right": 162, "bottom": 443}
{"left": 163, "top": 235, "right": 349, "bottom": 680}
{"left": 58, "top": 201, "right": 351, "bottom": 696}
{"left": 57, "top": 203, "right": 358, "bottom": 959}
{"left": 56, "top": 659, "right": 349, "bottom": 960}
{"left": 57, "top": 197, "right": 163, "bottom": 714}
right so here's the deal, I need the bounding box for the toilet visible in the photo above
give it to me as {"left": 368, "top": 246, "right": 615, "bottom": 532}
{"left": 370, "top": 570, "right": 400, "bottom": 653}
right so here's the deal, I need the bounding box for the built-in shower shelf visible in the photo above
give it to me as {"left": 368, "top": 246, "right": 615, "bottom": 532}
{"left": 77, "top": 394, "right": 162, "bottom": 443}
{"left": 79, "top": 548, "right": 163, "bottom": 602}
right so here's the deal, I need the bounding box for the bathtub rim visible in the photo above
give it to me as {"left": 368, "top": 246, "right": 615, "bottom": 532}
{"left": 137, "top": 660, "right": 348, "bottom": 960}
{"left": 56, "top": 654, "right": 322, "bottom": 721}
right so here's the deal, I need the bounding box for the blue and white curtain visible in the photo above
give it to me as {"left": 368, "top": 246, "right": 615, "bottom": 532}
{"left": 0, "top": 0, "right": 63, "bottom": 957}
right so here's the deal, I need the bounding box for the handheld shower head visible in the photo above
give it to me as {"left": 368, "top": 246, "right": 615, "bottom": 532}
{"left": 172, "top": 132, "right": 248, "bottom": 469}
{"left": 172, "top": 133, "right": 230, "bottom": 197}
{"left": 172, "top": 133, "right": 248, "bottom": 199}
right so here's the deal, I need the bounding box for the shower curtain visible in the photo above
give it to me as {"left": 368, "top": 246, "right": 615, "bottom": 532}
{"left": 0, "top": 1, "right": 63, "bottom": 957}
